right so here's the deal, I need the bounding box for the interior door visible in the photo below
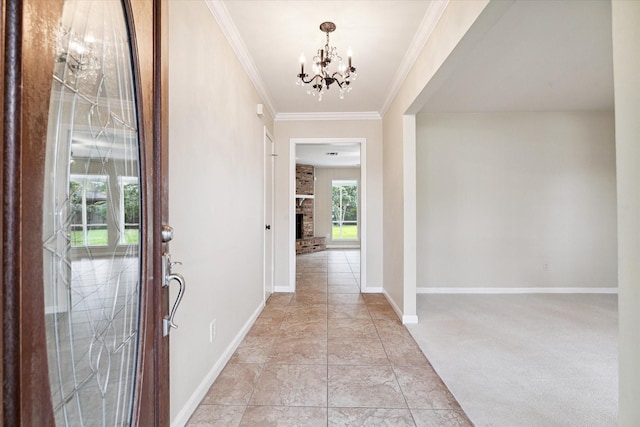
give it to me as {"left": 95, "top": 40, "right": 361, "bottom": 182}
{"left": 264, "top": 128, "right": 275, "bottom": 301}
{"left": 1, "top": 0, "right": 170, "bottom": 425}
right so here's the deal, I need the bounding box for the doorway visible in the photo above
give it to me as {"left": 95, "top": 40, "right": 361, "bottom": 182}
{"left": 289, "top": 138, "right": 367, "bottom": 292}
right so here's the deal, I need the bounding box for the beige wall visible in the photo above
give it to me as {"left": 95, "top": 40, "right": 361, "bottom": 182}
{"left": 382, "top": 0, "right": 491, "bottom": 320}
{"left": 612, "top": 1, "right": 640, "bottom": 424}
{"left": 315, "top": 167, "right": 361, "bottom": 246}
{"left": 274, "top": 120, "right": 383, "bottom": 291}
{"left": 416, "top": 111, "right": 617, "bottom": 289}
{"left": 168, "top": 1, "right": 274, "bottom": 423}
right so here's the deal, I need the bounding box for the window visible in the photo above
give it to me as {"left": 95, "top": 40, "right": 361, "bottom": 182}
{"left": 119, "top": 177, "right": 140, "bottom": 244}
{"left": 332, "top": 180, "right": 358, "bottom": 240}
{"left": 69, "top": 174, "right": 140, "bottom": 247}
{"left": 69, "top": 174, "right": 108, "bottom": 246}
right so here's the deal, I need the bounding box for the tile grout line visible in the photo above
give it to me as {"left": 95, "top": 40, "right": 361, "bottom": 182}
{"left": 325, "top": 253, "right": 330, "bottom": 426}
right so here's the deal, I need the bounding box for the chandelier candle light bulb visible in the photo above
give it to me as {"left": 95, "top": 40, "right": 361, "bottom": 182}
{"left": 296, "top": 21, "right": 356, "bottom": 100}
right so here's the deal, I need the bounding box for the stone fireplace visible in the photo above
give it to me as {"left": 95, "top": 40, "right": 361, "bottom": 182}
{"left": 295, "top": 164, "right": 326, "bottom": 254}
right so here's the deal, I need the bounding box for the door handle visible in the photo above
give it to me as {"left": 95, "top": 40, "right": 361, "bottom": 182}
{"left": 161, "top": 224, "right": 174, "bottom": 242}
{"left": 163, "top": 272, "right": 185, "bottom": 336}
{"left": 162, "top": 252, "right": 186, "bottom": 337}
{"left": 265, "top": 224, "right": 271, "bottom": 230}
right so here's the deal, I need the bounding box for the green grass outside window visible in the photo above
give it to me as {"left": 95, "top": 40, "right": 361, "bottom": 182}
{"left": 70, "top": 229, "right": 139, "bottom": 246}
{"left": 332, "top": 224, "right": 358, "bottom": 239}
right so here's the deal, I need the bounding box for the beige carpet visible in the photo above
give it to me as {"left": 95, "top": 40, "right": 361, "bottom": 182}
{"left": 407, "top": 293, "right": 618, "bottom": 427}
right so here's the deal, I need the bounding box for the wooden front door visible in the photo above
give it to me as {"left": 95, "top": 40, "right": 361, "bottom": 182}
{"left": 1, "top": 0, "right": 170, "bottom": 425}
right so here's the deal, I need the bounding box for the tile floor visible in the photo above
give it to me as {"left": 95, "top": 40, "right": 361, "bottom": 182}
{"left": 187, "top": 249, "right": 472, "bottom": 426}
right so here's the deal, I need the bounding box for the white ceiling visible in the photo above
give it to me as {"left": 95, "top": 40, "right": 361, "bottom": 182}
{"left": 213, "top": 0, "right": 613, "bottom": 164}
{"left": 214, "top": 0, "right": 441, "bottom": 116}
{"left": 296, "top": 143, "right": 360, "bottom": 168}
{"left": 417, "top": 0, "right": 613, "bottom": 113}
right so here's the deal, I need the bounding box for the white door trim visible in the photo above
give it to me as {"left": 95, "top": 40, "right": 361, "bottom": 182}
{"left": 289, "top": 137, "right": 367, "bottom": 292}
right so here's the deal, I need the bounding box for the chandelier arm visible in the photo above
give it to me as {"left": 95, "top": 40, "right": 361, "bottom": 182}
{"left": 330, "top": 72, "right": 352, "bottom": 88}
{"left": 297, "top": 74, "right": 323, "bottom": 85}
{"left": 333, "top": 79, "right": 350, "bottom": 89}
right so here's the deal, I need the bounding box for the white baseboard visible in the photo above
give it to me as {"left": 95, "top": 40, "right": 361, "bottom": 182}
{"left": 402, "top": 315, "right": 419, "bottom": 324}
{"left": 381, "top": 289, "right": 401, "bottom": 320}
{"left": 171, "top": 301, "right": 265, "bottom": 427}
{"left": 274, "top": 285, "right": 294, "bottom": 293}
{"left": 363, "top": 286, "right": 383, "bottom": 293}
{"left": 380, "top": 289, "right": 420, "bottom": 324}
{"left": 417, "top": 287, "right": 618, "bottom": 294}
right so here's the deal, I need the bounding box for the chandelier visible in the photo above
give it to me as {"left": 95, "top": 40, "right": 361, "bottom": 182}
{"left": 296, "top": 21, "right": 357, "bottom": 101}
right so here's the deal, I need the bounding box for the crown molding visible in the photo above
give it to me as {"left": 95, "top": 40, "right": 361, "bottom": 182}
{"left": 205, "top": 0, "right": 277, "bottom": 119}
{"left": 379, "top": 0, "right": 449, "bottom": 117}
{"left": 275, "top": 111, "right": 382, "bottom": 122}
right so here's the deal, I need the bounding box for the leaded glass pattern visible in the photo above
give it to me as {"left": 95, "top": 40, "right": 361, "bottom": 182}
{"left": 42, "top": 1, "right": 142, "bottom": 425}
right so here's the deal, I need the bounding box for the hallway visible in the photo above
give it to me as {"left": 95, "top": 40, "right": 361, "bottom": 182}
{"left": 186, "top": 249, "right": 472, "bottom": 426}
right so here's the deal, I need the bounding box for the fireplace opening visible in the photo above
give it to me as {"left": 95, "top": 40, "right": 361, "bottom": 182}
{"left": 296, "top": 214, "right": 303, "bottom": 240}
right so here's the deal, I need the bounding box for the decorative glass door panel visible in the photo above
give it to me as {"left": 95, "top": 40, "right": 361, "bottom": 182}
{"left": 42, "top": 0, "right": 142, "bottom": 425}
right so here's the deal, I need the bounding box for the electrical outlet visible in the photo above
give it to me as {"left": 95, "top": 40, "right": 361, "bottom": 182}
{"left": 209, "top": 319, "right": 216, "bottom": 343}
{"left": 543, "top": 263, "right": 549, "bottom": 272}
